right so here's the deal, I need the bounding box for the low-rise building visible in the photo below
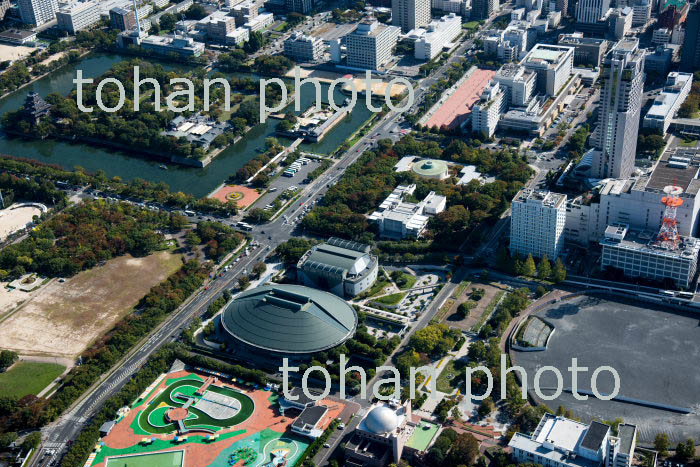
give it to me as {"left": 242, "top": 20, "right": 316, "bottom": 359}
{"left": 141, "top": 34, "right": 205, "bottom": 56}
{"left": 558, "top": 32, "right": 608, "bottom": 66}
{"left": 197, "top": 10, "right": 237, "bottom": 42}
{"left": 414, "top": 13, "right": 462, "bottom": 60}
{"left": 652, "top": 27, "right": 672, "bottom": 45}
{"left": 0, "top": 28, "right": 37, "bottom": 44}
{"left": 243, "top": 10, "right": 272, "bottom": 31}
{"left": 368, "top": 184, "right": 446, "bottom": 239}
{"left": 284, "top": 31, "right": 325, "bottom": 62}
{"left": 643, "top": 72, "right": 693, "bottom": 135}
{"left": 297, "top": 237, "right": 378, "bottom": 297}
{"left": 644, "top": 45, "right": 674, "bottom": 75}
{"left": 510, "top": 414, "right": 638, "bottom": 467}
{"left": 56, "top": 1, "right": 100, "bottom": 34}
{"left": 601, "top": 224, "right": 700, "bottom": 288}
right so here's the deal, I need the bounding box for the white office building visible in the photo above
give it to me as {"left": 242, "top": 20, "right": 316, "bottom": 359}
{"left": 652, "top": 27, "right": 672, "bottom": 45}
{"left": 297, "top": 237, "right": 379, "bottom": 297}
{"left": 18, "top": 0, "right": 58, "bottom": 25}
{"left": 284, "top": 32, "right": 326, "bottom": 62}
{"left": 414, "top": 13, "right": 462, "bottom": 60}
{"left": 510, "top": 189, "right": 567, "bottom": 259}
{"left": 432, "top": 0, "right": 470, "bottom": 15}
{"left": 243, "top": 11, "right": 273, "bottom": 31}
{"left": 522, "top": 44, "right": 575, "bottom": 97}
{"left": 601, "top": 224, "right": 700, "bottom": 288}
{"left": 56, "top": 1, "right": 100, "bottom": 33}
{"left": 631, "top": 0, "right": 651, "bottom": 25}
{"left": 590, "top": 38, "right": 644, "bottom": 179}
{"left": 368, "top": 184, "right": 446, "bottom": 239}
{"left": 472, "top": 81, "right": 507, "bottom": 138}
{"left": 494, "top": 63, "right": 536, "bottom": 106}
{"left": 392, "top": 0, "right": 430, "bottom": 32}
{"left": 643, "top": 72, "right": 693, "bottom": 135}
{"left": 346, "top": 19, "right": 400, "bottom": 70}
{"left": 510, "top": 414, "right": 637, "bottom": 467}
{"left": 575, "top": 0, "right": 610, "bottom": 23}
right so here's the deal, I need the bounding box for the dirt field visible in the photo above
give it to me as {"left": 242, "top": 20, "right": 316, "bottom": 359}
{"left": 0, "top": 204, "right": 44, "bottom": 241}
{"left": 209, "top": 185, "right": 260, "bottom": 208}
{"left": 0, "top": 252, "right": 183, "bottom": 358}
{"left": 0, "top": 44, "right": 37, "bottom": 62}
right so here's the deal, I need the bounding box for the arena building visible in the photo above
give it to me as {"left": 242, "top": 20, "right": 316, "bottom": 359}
{"left": 297, "top": 237, "right": 378, "bottom": 297}
{"left": 219, "top": 284, "right": 358, "bottom": 363}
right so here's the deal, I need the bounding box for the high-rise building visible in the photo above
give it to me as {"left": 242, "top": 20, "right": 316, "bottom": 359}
{"left": 110, "top": 7, "right": 136, "bottom": 31}
{"left": 575, "top": 0, "right": 610, "bottom": 23}
{"left": 56, "top": 1, "right": 100, "bottom": 34}
{"left": 392, "top": 0, "right": 430, "bottom": 32}
{"left": 472, "top": 81, "right": 507, "bottom": 138}
{"left": 471, "top": 0, "right": 498, "bottom": 19}
{"left": 284, "top": 31, "right": 326, "bottom": 62}
{"left": 17, "top": 0, "right": 58, "bottom": 25}
{"left": 510, "top": 189, "right": 567, "bottom": 259}
{"left": 590, "top": 38, "right": 644, "bottom": 179}
{"left": 285, "top": 0, "right": 312, "bottom": 14}
{"left": 521, "top": 44, "right": 575, "bottom": 96}
{"left": 680, "top": 1, "right": 700, "bottom": 72}
{"left": 346, "top": 19, "right": 400, "bottom": 70}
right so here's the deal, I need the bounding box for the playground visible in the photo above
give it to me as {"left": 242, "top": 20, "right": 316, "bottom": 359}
{"left": 209, "top": 185, "right": 260, "bottom": 209}
{"left": 90, "top": 368, "right": 332, "bottom": 467}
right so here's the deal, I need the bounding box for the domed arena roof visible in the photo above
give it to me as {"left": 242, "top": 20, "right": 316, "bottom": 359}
{"left": 364, "top": 406, "right": 400, "bottom": 434}
{"left": 220, "top": 284, "right": 358, "bottom": 354}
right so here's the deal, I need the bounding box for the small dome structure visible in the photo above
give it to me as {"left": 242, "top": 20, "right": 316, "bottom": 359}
{"left": 411, "top": 159, "right": 449, "bottom": 180}
{"left": 364, "top": 406, "right": 400, "bottom": 434}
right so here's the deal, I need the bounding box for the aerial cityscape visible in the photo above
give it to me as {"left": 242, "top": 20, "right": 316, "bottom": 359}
{"left": 0, "top": 0, "right": 698, "bottom": 464}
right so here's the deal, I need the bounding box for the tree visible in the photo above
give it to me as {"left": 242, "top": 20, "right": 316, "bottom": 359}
{"left": 654, "top": 433, "right": 670, "bottom": 456}
{"left": 537, "top": 255, "right": 552, "bottom": 280}
{"left": 0, "top": 349, "right": 18, "bottom": 371}
{"left": 159, "top": 13, "right": 177, "bottom": 31}
{"left": 252, "top": 262, "right": 266, "bottom": 278}
{"left": 0, "top": 432, "right": 18, "bottom": 448}
{"left": 552, "top": 258, "right": 567, "bottom": 283}
{"left": 477, "top": 397, "right": 494, "bottom": 418}
{"left": 522, "top": 254, "right": 536, "bottom": 277}
{"left": 21, "top": 431, "right": 41, "bottom": 451}
{"left": 676, "top": 439, "right": 695, "bottom": 461}
{"left": 238, "top": 275, "right": 250, "bottom": 290}
{"left": 451, "top": 406, "right": 463, "bottom": 423}
{"left": 184, "top": 3, "right": 207, "bottom": 19}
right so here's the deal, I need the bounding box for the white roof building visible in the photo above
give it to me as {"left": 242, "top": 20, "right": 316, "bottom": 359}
{"left": 643, "top": 72, "right": 693, "bottom": 135}
{"left": 368, "top": 184, "right": 446, "bottom": 239}
{"left": 413, "top": 13, "right": 462, "bottom": 61}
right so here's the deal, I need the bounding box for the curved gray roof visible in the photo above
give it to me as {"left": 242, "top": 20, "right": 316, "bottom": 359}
{"left": 220, "top": 284, "right": 357, "bottom": 354}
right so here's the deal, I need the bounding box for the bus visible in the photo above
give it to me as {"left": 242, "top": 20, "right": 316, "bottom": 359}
{"left": 236, "top": 222, "right": 253, "bottom": 231}
{"left": 660, "top": 290, "right": 676, "bottom": 297}
{"left": 677, "top": 291, "right": 694, "bottom": 299}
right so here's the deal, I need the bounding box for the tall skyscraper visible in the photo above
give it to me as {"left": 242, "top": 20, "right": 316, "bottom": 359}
{"left": 286, "top": 0, "right": 312, "bottom": 14}
{"left": 591, "top": 38, "right": 644, "bottom": 179}
{"left": 680, "top": 1, "right": 700, "bottom": 71}
{"left": 510, "top": 189, "right": 567, "bottom": 259}
{"left": 17, "top": 0, "right": 57, "bottom": 25}
{"left": 346, "top": 19, "right": 400, "bottom": 70}
{"left": 575, "top": 0, "right": 610, "bottom": 22}
{"left": 392, "top": 0, "right": 430, "bottom": 32}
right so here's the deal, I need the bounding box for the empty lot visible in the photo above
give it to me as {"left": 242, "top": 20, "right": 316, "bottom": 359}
{"left": 0, "top": 252, "right": 182, "bottom": 358}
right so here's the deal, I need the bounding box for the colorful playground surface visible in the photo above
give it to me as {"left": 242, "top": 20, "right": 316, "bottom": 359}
{"left": 90, "top": 368, "right": 342, "bottom": 467}
{"left": 209, "top": 185, "right": 260, "bottom": 208}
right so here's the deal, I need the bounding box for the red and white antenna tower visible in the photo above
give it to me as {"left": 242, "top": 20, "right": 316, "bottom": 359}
{"left": 657, "top": 185, "right": 684, "bottom": 250}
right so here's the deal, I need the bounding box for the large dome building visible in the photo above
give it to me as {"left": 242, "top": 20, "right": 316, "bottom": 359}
{"left": 219, "top": 284, "right": 357, "bottom": 363}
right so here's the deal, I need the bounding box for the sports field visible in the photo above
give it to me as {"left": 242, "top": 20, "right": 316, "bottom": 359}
{"left": 106, "top": 450, "right": 183, "bottom": 467}
{"left": 0, "top": 361, "right": 65, "bottom": 398}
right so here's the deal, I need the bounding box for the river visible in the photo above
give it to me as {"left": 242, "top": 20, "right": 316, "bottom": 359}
{"left": 0, "top": 53, "right": 372, "bottom": 197}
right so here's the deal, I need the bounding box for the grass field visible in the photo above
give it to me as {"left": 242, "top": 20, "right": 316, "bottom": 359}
{"left": 106, "top": 450, "right": 183, "bottom": 467}
{"left": 0, "top": 361, "right": 65, "bottom": 398}
{"left": 394, "top": 272, "right": 417, "bottom": 290}
{"left": 679, "top": 138, "right": 698, "bottom": 147}
{"left": 436, "top": 359, "right": 465, "bottom": 394}
{"left": 0, "top": 252, "right": 183, "bottom": 357}
{"left": 373, "top": 292, "right": 406, "bottom": 306}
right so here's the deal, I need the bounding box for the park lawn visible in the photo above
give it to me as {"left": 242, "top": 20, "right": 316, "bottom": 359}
{"left": 0, "top": 361, "right": 66, "bottom": 398}
{"left": 679, "top": 138, "right": 698, "bottom": 147}
{"left": 436, "top": 359, "right": 462, "bottom": 394}
{"left": 374, "top": 292, "right": 406, "bottom": 306}
{"left": 367, "top": 277, "right": 392, "bottom": 297}
{"left": 463, "top": 21, "right": 480, "bottom": 30}
{"left": 395, "top": 272, "right": 417, "bottom": 290}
